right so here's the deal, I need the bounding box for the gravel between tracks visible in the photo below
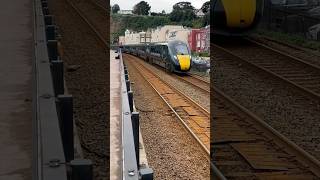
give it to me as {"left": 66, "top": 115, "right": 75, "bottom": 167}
{"left": 48, "top": 0, "right": 109, "bottom": 179}
{"left": 212, "top": 56, "right": 320, "bottom": 161}
{"left": 125, "top": 54, "right": 210, "bottom": 111}
{"left": 125, "top": 56, "right": 210, "bottom": 180}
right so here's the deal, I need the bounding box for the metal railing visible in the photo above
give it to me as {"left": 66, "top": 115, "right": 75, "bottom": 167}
{"left": 118, "top": 49, "right": 154, "bottom": 180}
{"left": 33, "top": 0, "right": 93, "bottom": 179}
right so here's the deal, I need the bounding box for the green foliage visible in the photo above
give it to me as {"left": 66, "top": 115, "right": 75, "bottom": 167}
{"left": 170, "top": 2, "right": 196, "bottom": 23}
{"left": 133, "top": 1, "right": 151, "bottom": 15}
{"left": 201, "top": 1, "right": 210, "bottom": 14}
{"left": 112, "top": 4, "right": 120, "bottom": 14}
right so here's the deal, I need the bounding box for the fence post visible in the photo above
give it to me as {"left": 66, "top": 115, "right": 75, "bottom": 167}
{"left": 70, "top": 159, "right": 93, "bottom": 180}
{"left": 128, "top": 91, "right": 133, "bottom": 112}
{"left": 140, "top": 168, "right": 154, "bottom": 180}
{"left": 51, "top": 60, "right": 64, "bottom": 95}
{"left": 131, "top": 112, "right": 139, "bottom": 168}
{"left": 57, "top": 95, "right": 74, "bottom": 162}
{"left": 47, "top": 40, "right": 58, "bottom": 61}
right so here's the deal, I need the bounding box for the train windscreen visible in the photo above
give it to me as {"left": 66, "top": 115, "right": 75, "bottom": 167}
{"left": 174, "top": 44, "right": 189, "bottom": 55}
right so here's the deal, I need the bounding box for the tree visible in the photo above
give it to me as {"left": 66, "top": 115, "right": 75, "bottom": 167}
{"left": 201, "top": 1, "right": 210, "bottom": 26}
{"left": 162, "top": 10, "right": 166, "bottom": 15}
{"left": 112, "top": 4, "right": 120, "bottom": 14}
{"left": 133, "top": 1, "right": 151, "bottom": 15}
{"left": 201, "top": 1, "right": 210, "bottom": 14}
{"left": 170, "top": 2, "right": 196, "bottom": 23}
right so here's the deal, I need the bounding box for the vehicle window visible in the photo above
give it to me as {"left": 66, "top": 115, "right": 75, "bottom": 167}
{"left": 174, "top": 44, "right": 189, "bottom": 55}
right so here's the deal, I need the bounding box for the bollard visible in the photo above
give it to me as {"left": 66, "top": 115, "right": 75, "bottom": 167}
{"left": 128, "top": 91, "right": 133, "bottom": 112}
{"left": 126, "top": 80, "right": 130, "bottom": 92}
{"left": 47, "top": 40, "right": 58, "bottom": 61}
{"left": 57, "top": 95, "right": 74, "bottom": 162}
{"left": 70, "top": 159, "right": 93, "bottom": 180}
{"left": 51, "top": 60, "right": 64, "bottom": 95}
{"left": 41, "top": 1, "right": 48, "bottom": 8}
{"left": 124, "top": 68, "right": 128, "bottom": 75}
{"left": 42, "top": 7, "right": 49, "bottom": 15}
{"left": 131, "top": 112, "right": 139, "bottom": 167}
{"left": 46, "top": 25, "right": 56, "bottom": 41}
{"left": 140, "top": 168, "right": 154, "bottom": 180}
{"left": 125, "top": 73, "right": 129, "bottom": 81}
{"left": 44, "top": 15, "right": 54, "bottom": 25}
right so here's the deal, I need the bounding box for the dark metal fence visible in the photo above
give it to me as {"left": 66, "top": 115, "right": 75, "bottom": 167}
{"left": 260, "top": 2, "right": 320, "bottom": 39}
{"left": 119, "top": 49, "right": 154, "bottom": 180}
{"left": 33, "top": 0, "right": 92, "bottom": 179}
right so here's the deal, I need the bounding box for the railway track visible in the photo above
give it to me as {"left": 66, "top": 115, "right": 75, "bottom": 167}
{"left": 126, "top": 55, "right": 210, "bottom": 153}
{"left": 212, "top": 86, "right": 320, "bottom": 179}
{"left": 212, "top": 38, "right": 320, "bottom": 101}
{"left": 91, "top": 0, "right": 107, "bottom": 11}
{"left": 67, "top": 0, "right": 107, "bottom": 46}
{"left": 48, "top": 0, "right": 109, "bottom": 178}
{"left": 124, "top": 54, "right": 320, "bottom": 179}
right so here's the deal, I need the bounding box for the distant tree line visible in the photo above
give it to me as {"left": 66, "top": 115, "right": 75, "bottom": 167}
{"left": 111, "top": 1, "right": 210, "bottom": 28}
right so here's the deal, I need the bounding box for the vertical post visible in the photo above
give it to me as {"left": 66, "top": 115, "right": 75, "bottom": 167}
{"left": 42, "top": 7, "right": 49, "bottom": 15}
{"left": 128, "top": 91, "right": 133, "bottom": 112}
{"left": 140, "top": 168, "right": 154, "bottom": 180}
{"left": 47, "top": 40, "right": 58, "bottom": 61}
{"left": 125, "top": 73, "right": 129, "bottom": 81}
{"left": 46, "top": 25, "right": 56, "bottom": 41}
{"left": 70, "top": 159, "right": 93, "bottom": 180}
{"left": 41, "top": 1, "right": 48, "bottom": 8}
{"left": 126, "top": 80, "right": 130, "bottom": 92}
{"left": 44, "top": 15, "right": 53, "bottom": 25}
{"left": 51, "top": 60, "right": 64, "bottom": 95}
{"left": 131, "top": 112, "right": 139, "bottom": 168}
{"left": 57, "top": 95, "right": 74, "bottom": 162}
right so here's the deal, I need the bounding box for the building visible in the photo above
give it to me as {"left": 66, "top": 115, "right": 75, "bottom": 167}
{"left": 118, "top": 10, "right": 133, "bottom": 15}
{"left": 150, "top": 25, "right": 191, "bottom": 44}
{"left": 119, "top": 25, "right": 210, "bottom": 53}
{"left": 188, "top": 26, "right": 210, "bottom": 53}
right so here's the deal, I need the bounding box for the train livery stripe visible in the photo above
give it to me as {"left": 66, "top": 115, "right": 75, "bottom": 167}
{"left": 177, "top": 55, "right": 191, "bottom": 71}
{"left": 221, "top": 0, "right": 256, "bottom": 28}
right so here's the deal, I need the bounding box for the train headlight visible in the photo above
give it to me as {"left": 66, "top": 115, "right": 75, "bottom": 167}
{"left": 174, "top": 55, "right": 177, "bottom": 60}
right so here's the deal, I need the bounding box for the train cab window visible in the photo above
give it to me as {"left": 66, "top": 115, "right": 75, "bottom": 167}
{"left": 174, "top": 44, "right": 189, "bottom": 55}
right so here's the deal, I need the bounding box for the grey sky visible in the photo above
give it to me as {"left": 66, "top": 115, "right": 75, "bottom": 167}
{"left": 110, "top": 0, "right": 208, "bottom": 13}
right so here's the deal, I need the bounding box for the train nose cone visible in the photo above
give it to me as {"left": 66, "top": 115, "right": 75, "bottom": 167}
{"left": 177, "top": 55, "right": 191, "bottom": 71}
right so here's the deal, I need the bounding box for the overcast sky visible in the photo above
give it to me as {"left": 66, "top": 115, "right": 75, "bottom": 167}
{"left": 110, "top": 0, "right": 208, "bottom": 13}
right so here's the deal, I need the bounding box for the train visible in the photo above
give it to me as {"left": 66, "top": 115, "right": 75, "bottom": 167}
{"left": 212, "top": 0, "right": 264, "bottom": 35}
{"left": 121, "top": 40, "right": 192, "bottom": 73}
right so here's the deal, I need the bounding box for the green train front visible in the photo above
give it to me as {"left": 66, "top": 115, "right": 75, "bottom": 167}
{"left": 212, "top": 0, "right": 264, "bottom": 35}
{"left": 149, "top": 40, "right": 192, "bottom": 73}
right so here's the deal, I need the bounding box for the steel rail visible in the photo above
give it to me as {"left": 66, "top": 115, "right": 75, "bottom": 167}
{"left": 66, "top": 0, "right": 108, "bottom": 47}
{"left": 173, "top": 74, "right": 210, "bottom": 94}
{"left": 246, "top": 38, "right": 320, "bottom": 71}
{"left": 211, "top": 43, "right": 320, "bottom": 101}
{"left": 213, "top": 85, "right": 320, "bottom": 177}
{"left": 126, "top": 54, "right": 320, "bottom": 178}
{"left": 125, "top": 55, "right": 227, "bottom": 179}
{"left": 91, "top": 0, "right": 107, "bottom": 11}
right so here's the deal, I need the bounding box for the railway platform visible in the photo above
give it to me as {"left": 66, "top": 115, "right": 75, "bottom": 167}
{"left": 110, "top": 50, "right": 153, "bottom": 180}
{"left": 0, "top": 0, "right": 33, "bottom": 179}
